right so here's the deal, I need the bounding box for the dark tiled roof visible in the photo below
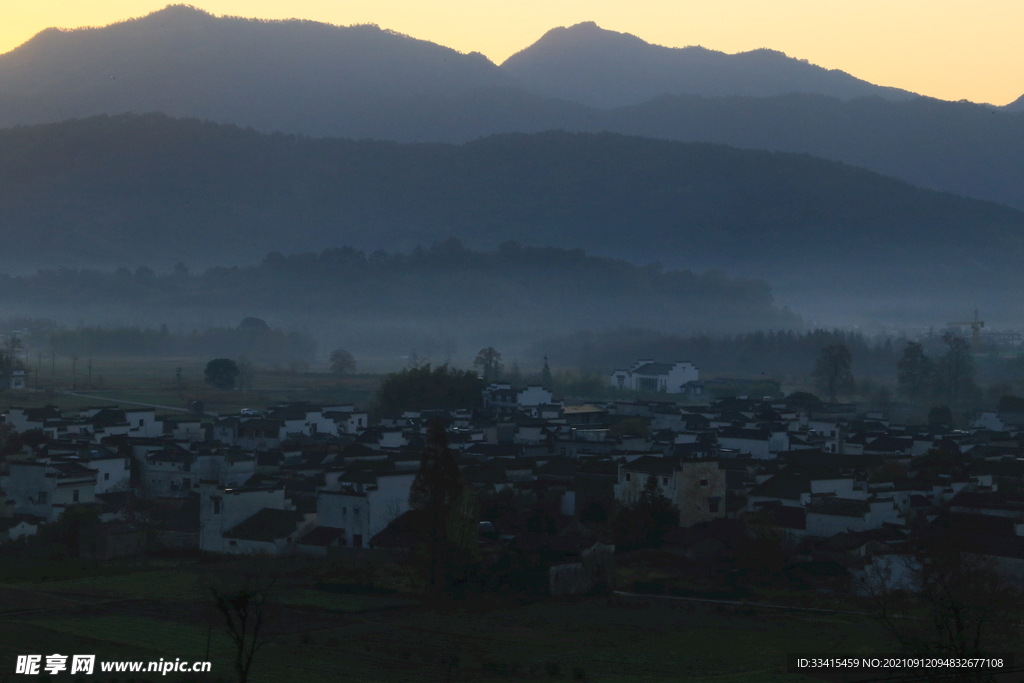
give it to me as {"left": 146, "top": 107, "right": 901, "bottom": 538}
{"left": 806, "top": 497, "right": 870, "bottom": 518}
{"left": 223, "top": 508, "right": 305, "bottom": 542}
{"left": 536, "top": 458, "right": 578, "bottom": 478}
{"left": 0, "top": 517, "right": 35, "bottom": 531}
{"left": 749, "top": 473, "right": 810, "bottom": 500}
{"left": 297, "top": 526, "right": 346, "bottom": 546}
{"left": 508, "top": 534, "right": 596, "bottom": 556}
{"left": 631, "top": 363, "right": 675, "bottom": 376}
{"left": 369, "top": 509, "right": 434, "bottom": 548}
{"left": 756, "top": 503, "right": 806, "bottom": 530}
{"left": 662, "top": 518, "right": 745, "bottom": 549}
{"left": 717, "top": 427, "right": 772, "bottom": 440}
{"left": 819, "top": 526, "right": 903, "bottom": 552}
{"left": 949, "top": 490, "right": 1024, "bottom": 513}
{"left": 50, "top": 461, "right": 98, "bottom": 478}
{"left": 576, "top": 460, "right": 618, "bottom": 476}
{"left": 621, "top": 455, "right": 677, "bottom": 475}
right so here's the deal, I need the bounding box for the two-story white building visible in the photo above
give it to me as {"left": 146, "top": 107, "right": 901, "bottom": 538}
{"left": 611, "top": 361, "right": 699, "bottom": 394}
{"left": 316, "top": 470, "right": 417, "bottom": 548}
{"left": 1, "top": 460, "right": 97, "bottom": 521}
{"left": 199, "top": 482, "right": 310, "bottom": 554}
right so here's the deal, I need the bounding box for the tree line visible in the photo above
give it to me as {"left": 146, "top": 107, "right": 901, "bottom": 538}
{"left": 46, "top": 317, "right": 316, "bottom": 364}
{"left": 0, "top": 239, "right": 798, "bottom": 334}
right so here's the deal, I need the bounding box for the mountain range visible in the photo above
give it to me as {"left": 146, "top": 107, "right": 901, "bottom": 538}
{"left": 2, "top": 113, "right": 1023, "bottom": 326}
{"left": 501, "top": 21, "right": 915, "bottom": 107}
{"left": 2, "top": 5, "right": 1023, "bottom": 212}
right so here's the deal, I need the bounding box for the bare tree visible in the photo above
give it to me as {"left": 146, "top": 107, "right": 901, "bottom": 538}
{"left": 329, "top": 348, "right": 356, "bottom": 374}
{"left": 937, "top": 333, "right": 975, "bottom": 408}
{"left": 862, "top": 539, "right": 1022, "bottom": 670}
{"left": 206, "top": 562, "right": 280, "bottom": 683}
{"left": 812, "top": 344, "right": 854, "bottom": 402}
{"left": 473, "top": 347, "right": 503, "bottom": 382}
{"left": 897, "top": 341, "right": 935, "bottom": 403}
{"left": 236, "top": 356, "right": 256, "bottom": 391}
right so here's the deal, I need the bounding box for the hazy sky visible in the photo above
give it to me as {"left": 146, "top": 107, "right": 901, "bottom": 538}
{"left": 3, "top": 1, "right": 1022, "bottom": 105}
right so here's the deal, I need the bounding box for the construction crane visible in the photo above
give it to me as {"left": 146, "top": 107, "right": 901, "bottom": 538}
{"left": 947, "top": 309, "right": 985, "bottom": 344}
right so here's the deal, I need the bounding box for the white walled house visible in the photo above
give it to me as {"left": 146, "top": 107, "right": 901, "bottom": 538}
{"left": 43, "top": 445, "right": 130, "bottom": 496}
{"left": 142, "top": 449, "right": 198, "bottom": 498}
{"left": 79, "top": 448, "right": 131, "bottom": 495}
{"left": 235, "top": 419, "right": 286, "bottom": 450}
{"left": 613, "top": 456, "right": 726, "bottom": 526}
{"left": 4, "top": 406, "right": 63, "bottom": 433}
{"left": 716, "top": 427, "right": 781, "bottom": 459}
{"left": 220, "top": 508, "right": 313, "bottom": 554}
{"left": 324, "top": 410, "right": 369, "bottom": 435}
{"left": 611, "top": 361, "right": 699, "bottom": 394}
{"left": 124, "top": 409, "right": 162, "bottom": 438}
{"left": 1, "top": 461, "right": 97, "bottom": 521}
{"left": 195, "top": 452, "right": 257, "bottom": 488}
{"left": 0, "top": 517, "right": 38, "bottom": 543}
{"left": 518, "top": 386, "right": 555, "bottom": 407}
{"left": 199, "top": 482, "right": 302, "bottom": 553}
{"left": 317, "top": 471, "right": 416, "bottom": 548}
{"left": 164, "top": 418, "right": 205, "bottom": 442}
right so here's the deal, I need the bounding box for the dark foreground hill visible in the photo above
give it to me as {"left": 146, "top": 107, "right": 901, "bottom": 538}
{"left": 2, "top": 114, "right": 1024, "bottom": 326}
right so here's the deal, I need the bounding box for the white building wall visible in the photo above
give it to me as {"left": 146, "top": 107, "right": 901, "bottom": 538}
{"left": 199, "top": 485, "right": 287, "bottom": 553}
{"left": 717, "top": 437, "right": 771, "bottom": 459}
{"left": 125, "top": 410, "right": 162, "bottom": 438}
{"left": 518, "top": 387, "right": 554, "bottom": 407}
{"left": 810, "top": 478, "right": 857, "bottom": 497}
{"left": 92, "top": 458, "right": 131, "bottom": 494}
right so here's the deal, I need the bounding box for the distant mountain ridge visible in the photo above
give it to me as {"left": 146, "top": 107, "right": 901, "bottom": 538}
{"left": 0, "top": 6, "right": 915, "bottom": 120}
{"left": 2, "top": 6, "right": 1024, "bottom": 212}
{"left": 501, "top": 21, "right": 916, "bottom": 108}
{"left": 0, "top": 5, "right": 516, "bottom": 131}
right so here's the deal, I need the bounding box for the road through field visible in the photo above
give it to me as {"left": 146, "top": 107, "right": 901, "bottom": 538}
{"left": 61, "top": 391, "right": 193, "bottom": 413}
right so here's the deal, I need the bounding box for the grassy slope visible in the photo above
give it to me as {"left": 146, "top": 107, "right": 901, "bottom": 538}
{"left": 0, "top": 559, "right": 892, "bottom": 683}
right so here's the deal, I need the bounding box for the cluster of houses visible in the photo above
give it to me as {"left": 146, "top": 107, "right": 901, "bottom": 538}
{"left": 3, "top": 359, "right": 1024, "bottom": 595}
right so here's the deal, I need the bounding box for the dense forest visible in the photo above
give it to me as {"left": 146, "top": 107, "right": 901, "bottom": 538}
{"left": 46, "top": 318, "right": 317, "bottom": 364}
{"left": 0, "top": 242, "right": 799, "bottom": 362}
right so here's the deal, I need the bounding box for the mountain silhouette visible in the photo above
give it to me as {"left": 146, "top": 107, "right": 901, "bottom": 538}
{"left": 0, "top": 4, "right": 516, "bottom": 133}
{"left": 1006, "top": 93, "right": 1024, "bottom": 112}
{"left": 501, "top": 21, "right": 916, "bottom": 108}
{"left": 3, "top": 7, "right": 1024, "bottom": 212}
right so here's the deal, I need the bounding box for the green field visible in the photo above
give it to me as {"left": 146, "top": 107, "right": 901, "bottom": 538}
{"left": 1, "top": 355, "right": 380, "bottom": 414}
{"left": 0, "top": 558, "right": 903, "bottom": 683}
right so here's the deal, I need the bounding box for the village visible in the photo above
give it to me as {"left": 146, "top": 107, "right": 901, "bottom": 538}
{"left": 2, "top": 356, "right": 1023, "bottom": 603}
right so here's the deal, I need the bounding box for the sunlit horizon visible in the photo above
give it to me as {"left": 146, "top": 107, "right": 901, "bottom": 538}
{"left": 2, "top": 1, "right": 1023, "bottom": 106}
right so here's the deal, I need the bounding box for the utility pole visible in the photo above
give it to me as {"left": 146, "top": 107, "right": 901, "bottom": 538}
{"left": 72, "top": 355, "right": 79, "bottom": 390}
{"left": 87, "top": 359, "right": 92, "bottom": 389}
{"left": 36, "top": 351, "right": 41, "bottom": 390}
{"left": 176, "top": 366, "right": 182, "bottom": 389}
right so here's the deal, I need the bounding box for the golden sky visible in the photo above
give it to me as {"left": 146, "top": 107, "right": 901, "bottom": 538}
{"left": 3, "top": 0, "right": 1022, "bottom": 105}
